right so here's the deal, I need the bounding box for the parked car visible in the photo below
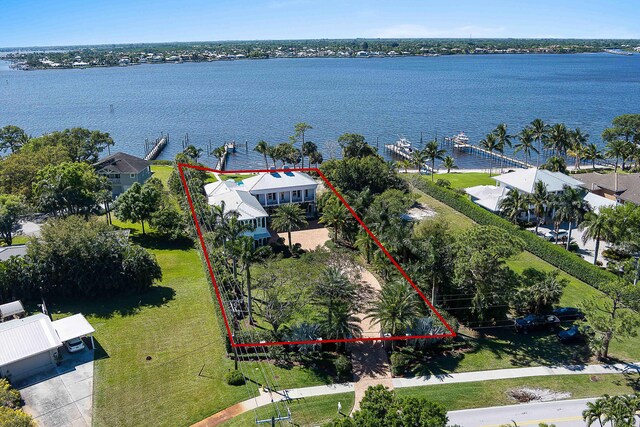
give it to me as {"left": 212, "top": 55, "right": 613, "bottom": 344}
{"left": 553, "top": 307, "right": 585, "bottom": 321}
{"left": 544, "top": 229, "right": 568, "bottom": 242}
{"left": 514, "top": 314, "right": 561, "bottom": 333}
{"left": 558, "top": 325, "right": 586, "bottom": 343}
{"left": 65, "top": 338, "right": 85, "bottom": 353}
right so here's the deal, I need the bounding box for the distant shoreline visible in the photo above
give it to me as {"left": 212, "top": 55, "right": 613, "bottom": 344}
{"left": 4, "top": 50, "right": 633, "bottom": 72}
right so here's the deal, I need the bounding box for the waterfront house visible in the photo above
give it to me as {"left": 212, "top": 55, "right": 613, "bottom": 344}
{"left": 204, "top": 170, "right": 318, "bottom": 246}
{"left": 493, "top": 168, "right": 584, "bottom": 196}
{"left": 577, "top": 172, "right": 640, "bottom": 205}
{"left": 94, "top": 152, "right": 152, "bottom": 197}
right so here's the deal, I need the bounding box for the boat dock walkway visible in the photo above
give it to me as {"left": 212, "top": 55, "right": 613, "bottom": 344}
{"left": 144, "top": 135, "right": 169, "bottom": 161}
{"left": 383, "top": 143, "right": 434, "bottom": 173}
{"left": 443, "top": 137, "right": 530, "bottom": 169}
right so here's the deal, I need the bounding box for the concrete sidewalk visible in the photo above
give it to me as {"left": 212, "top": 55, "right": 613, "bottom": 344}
{"left": 191, "top": 361, "right": 639, "bottom": 426}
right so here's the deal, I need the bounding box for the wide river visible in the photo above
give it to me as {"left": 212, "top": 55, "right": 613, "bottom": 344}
{"left": 1, "top": 54, "right": 639, "bottom": 169}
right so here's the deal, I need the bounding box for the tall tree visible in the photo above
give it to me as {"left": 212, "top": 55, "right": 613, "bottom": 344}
{"left": 514, "top": 128, "right": 539, "bottom": 166}
{"left": 182, "top": 144, "right": 203, "bottom": 163}
{"left": 409, "top": 149, "right": 428, "bottom": 175}
{"left": 493, "top": 123, "right": 512, "bottom": 173}
{"left": 567, "top": 128, "right": 589, "bottom": 170}
{"left": 319, "top": 198, "right": 350, "bottom": 242}
{"left": 423, "top": 140, "right": 446, "bottom": 181}
{"left": 338, "top": 133, "right": 377, "bottom": 158}
{"left": 604, "top": 138, "right": 626, "bottom": 172}
{"left": 516, "top": 269, "right": 567, "bottom": 314}
{"left": 113, "top": 180, "right": 162, "bottom": 234}
{"left": 301, "top": 140, "right": 318, "bottom": 169}
{"left": 253, "top": 140, "right": 270, "bottom": 168}
{"left": 498, "top": 188, "right": 529, "bottom": 224}
{"left": 366, "top": 280, "right": 421, "bottom": 349}
{"left": 236, "top": 236, "right": 271, "bottom": 324}
{"left": 530, "top": 180, "right": 549, "bottom": 234}
{"left": 579, "top": 209, "right": 613, "bottom": 265}
{"left": 0, "top": 195, "right": 25, "bottom": 246}
{"left": 580, "top": 279, "right": 640, "bottom": 359}
{"left": 546, "top": 123, "right": 569, "bottom": 157}
{"left": 479, "top": 133, "right": 499, "bottom": 176}
{"left": 28, "top": 127, "right": 114, "bottom": 163}
{"left": 271, "top": 203, "right": 308, "bottom": 250}
{"left": 553, "top": 185, "right": 591, "bottom": 250}
{"left": 583, "top": 143, "right": 603, "bottom": 170}
{"left": 442, "top": 155, "right": 456, "bottom": 173}
{"left": 33, "top": 162, "right": 107, "bottom": 217}
{"left": 529, "top": 119, "right": 549, "bottom": 167}
{"left": 0, "top": 125, "right": 29, "bottom": 153}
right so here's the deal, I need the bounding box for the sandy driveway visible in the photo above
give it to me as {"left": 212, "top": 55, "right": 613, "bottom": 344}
{"left": 272, "top": 222, "right": 330, "bottom": 250}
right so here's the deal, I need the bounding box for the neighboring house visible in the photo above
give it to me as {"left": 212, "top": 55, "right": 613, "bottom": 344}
{"left": 0, "top": 245, "right": 27, "bottom": 262}
{"left": 465, "top": 185, "right": 509, "bottom": 212}
{"left": 204, "top": 170, "right": 318, "bottom": 246}
{"left": 493, "top": 168, "right": 584, "bottom": 195}
{"left": 0, "top": 311, "right": 94, "bottom": 382}
{"left": 0, "top": 300, "right": 25, "bottom": 322}
{"left": 577, "top": 172, "right": 640, "bottom": 205}
{"left": 93, "top": 152, "right": 152, "bottom": 197}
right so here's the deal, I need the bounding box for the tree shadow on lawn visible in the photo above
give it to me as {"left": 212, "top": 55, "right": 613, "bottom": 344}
{"left": 405, "top": 328, "right": 592, "bottom": 379}
{"left": 130, "top": 234, "right": 194, "bottom": 251}
{"left": 48, "top": 285, "right": 176, "bottom": 320}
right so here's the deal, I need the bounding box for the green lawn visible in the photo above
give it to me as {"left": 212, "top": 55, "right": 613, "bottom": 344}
{"left": 431, "top": 172, "right": 495, "bottom": 189}
{"left": 396, "top": 373, "right": 639, "bottom": 411}
{"left": 9, "top": 235, "right": 30, "bottom": 245}
{"left": 409, "top": 183, "right": 640, "bottom": 367}
{"left": 220, "top": 393, "right": 355, "bottom": 427}
{"left": 150, "top": 164, "right": 173, "bottom": 186}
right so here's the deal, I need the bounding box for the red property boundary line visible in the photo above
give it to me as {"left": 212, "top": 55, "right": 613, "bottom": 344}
{"left": 178, "top": 163, "right": 456, "bottom": 348}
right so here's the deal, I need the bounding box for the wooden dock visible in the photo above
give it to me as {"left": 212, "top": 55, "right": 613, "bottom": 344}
{"left": 443, "top": 137, "right": 530, "bottom": 169}
{"left": 383, "top": 143, "right": 433, "bottom": 172}
{"left": 214, "top": 141, "right": 236, "bottom": 171}
{"left": 144, "top": 135, "right": 169, "bottom": 161}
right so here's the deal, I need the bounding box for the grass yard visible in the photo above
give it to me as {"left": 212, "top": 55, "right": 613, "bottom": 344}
{"left": 396, "top": 373, "right": 640, "bottom": 411}
{"left": 432, "top": 172, "right": 495, "bottom": 189}
{"left": 220, "top": 393, "right": 355, "bottom": 427}
{"left": 8, "top": 235, "right": 30, "bottom": 245}
{"left": 150, "top": 164, "right": 173, "bottom": 186}
{"left": 408, "top": 183, "right": 640, "bottom": 368}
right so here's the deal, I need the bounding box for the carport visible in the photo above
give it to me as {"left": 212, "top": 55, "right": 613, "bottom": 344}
{"left": 52, "top": 314, "right": 95, "bottom": 349}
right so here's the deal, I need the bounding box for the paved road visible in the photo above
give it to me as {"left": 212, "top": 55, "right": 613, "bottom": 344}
{"left": 448, "top": 398, "right": 594, "bottom": 427}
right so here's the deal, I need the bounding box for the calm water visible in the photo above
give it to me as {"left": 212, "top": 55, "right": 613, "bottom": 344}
{"left": 1, "top": 54, "right": 639, "bottom": 169}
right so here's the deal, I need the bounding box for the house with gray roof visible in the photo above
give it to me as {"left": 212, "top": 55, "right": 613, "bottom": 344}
{"left": 577, "top": 172, "right": 640, "bottom": 205}
{"left": 94, "top": 152, "right": 152, "bottom": 197}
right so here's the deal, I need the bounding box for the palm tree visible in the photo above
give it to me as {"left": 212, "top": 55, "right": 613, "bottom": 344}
{"left": 583, "top": 398, "right": 606, "bottom": 427}
{"left": 266, "top": 144, "right": 279, "bottom": 167}
{"left": 547, "top": 123, "right": 569, "bottom": 157}
{"left": 553, "top": 185, "right": 591, "bottom": 250}
{"left": 423, "top": 140, "right": 447, "bottom": 180}
{"left": 567, "top": 128, "right": 589, "bottom": 170}
{"left": 365, "top": 280, "right": 421, "bottom": 350}
{"left": 493, "top": 123, "right": 512, "bottom": 173}
{"left": 541, "top": 156, "right": 567, "bottom": 173}
{"left": 355, "top": 230, "right": 376, "bottom": 263}
{"left": 254, "top": 140, "right": 270, "bottom": 168}
{"left": 271, "top": 204, "right": 308, "bottom": 250}
{"left": 605, "top": 138, "right": 626, "bottom": 172}
{"left": 583, "top": 143, "right": 603, "bottom": 170}
{"left": 237, "top": 236, "right": 271, "bottom": 324}
{"left": 319, "top": 200, "right": 350, "bottom": 242}
{"left": 410, "top": 148, "right": 429, "bottom": 174}
{"left": 530, "top": 180, "right": 549, "bottom": 234}
{"left": 530, "top": 119, "right": 549, "bottom": 167}
{"left": 294, "top": 122, "right": 313, "bottom": 147}
{"left": 301, "top": 140, "right": 318, "bottom": 169}
{"left": 514, "top": 128, "right": 539, "bottom": 166}
{"left": 498, "top": 188, "right": 529, "bottom": 224}
{"left": 309, "top": 150, "right": 323, "bottom": 168}
{"left": 398, "top": 159, "right": 412, "bottom": 173}
{"left": 442, "top": 155, "right": 456, "bottom": 173}
{"left": 312, "top": 266, "right": 359, "bottom": 340}
{"left": 579, "top": 209, "right": 613, "bottom": 265}
{"left": 479, "top": 133, "right": 500, "bottom": 176}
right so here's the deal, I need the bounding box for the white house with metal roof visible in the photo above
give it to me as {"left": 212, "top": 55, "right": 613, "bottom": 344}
{"left": 204, "top": 170, "right": 318, "bottom": 246}
{"left": 0, "top": 312, "right": 94, "bottom": 382}
{"left": 493, "top": 168, "right": 584, "bottom": 195}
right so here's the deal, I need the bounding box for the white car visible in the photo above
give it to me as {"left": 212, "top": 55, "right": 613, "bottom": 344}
{"left": 65, "top": 338, "right": 85, "bottom": 353}
{"left": 544, "top": 229, "right": 568, "bottom": 241}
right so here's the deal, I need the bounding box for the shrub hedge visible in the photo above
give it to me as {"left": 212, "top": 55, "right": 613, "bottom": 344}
{"left": 409, "top": 176, "right": 616, "bottom": 290}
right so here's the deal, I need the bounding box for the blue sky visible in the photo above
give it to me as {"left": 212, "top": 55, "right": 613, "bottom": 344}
{"left": 2, "top": 0, "right": 639, "bottom": 47}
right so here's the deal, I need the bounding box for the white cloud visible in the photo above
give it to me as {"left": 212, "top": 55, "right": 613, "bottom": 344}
{"left": 374, "top": 24, "right": 506, "bottom": 38}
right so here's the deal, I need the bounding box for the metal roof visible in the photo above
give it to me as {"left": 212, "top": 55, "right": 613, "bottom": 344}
{"left": 0, "top": 301, "right": 25, "bottom": 320}
{"left": 241, "top": 171, "right": 317, "bottom": 192}
{"left": 494, "top": 168, "right": 584, "bottom": 194}
{"left": 0, "top": 314, "right": 62, "bottom": 367}
{"left": 52, "top": 314, "right": 95, "bottom": 342}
